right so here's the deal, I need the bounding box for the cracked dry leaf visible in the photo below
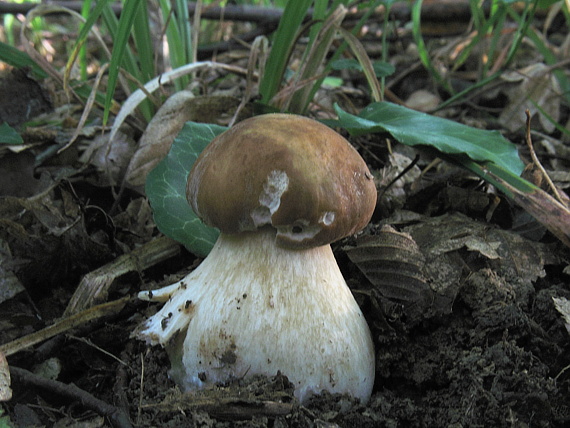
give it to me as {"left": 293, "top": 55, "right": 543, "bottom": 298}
{"left": 405, "top": 212, "right": 556, "bottom": 281}
{"left": 346, "top": 225, "right": 429, "bottom": 304}
{"left": 0, "top": 188, "right": 110, "bottom": 289}
{"left": 348, "top": 212, "right": 559, "bottom": 321}
{"left": 499, "top": 63, "right": 561, "bottom": 133}
{"left": 79, "top": 128, "right": 136, "bottom": 187}
{"left": 124, "top": 90, "right": 195, "bottom": 189}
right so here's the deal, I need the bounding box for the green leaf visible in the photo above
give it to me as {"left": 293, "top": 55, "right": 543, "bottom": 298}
{"left": 146, "top": 122, "right": 225, "bottom": 257}
{"left": 0, "top": 123, "right": 23, "bottom": 145}
{"left": 66, "top": 0, "right": 110, "bottom": 83}
{"left": 331, "top": 59, "right": 394, "bottom": 77}
{"left": 334, "top": 102, "right": 525, "bottom": 175}
{"left": 0, "top": 41, "right": 48, "bottom": 79}
{"left": 102, "top": 0, "right": 141, "bottom": 125}
{"left": 331, "top": 58, "right": 362, "bottom": 71}
{"left": 372, "top": 61, "right": 395, "bottom": 78}
{"left": 537, "top": 0, "right": 559, "bottom": 7}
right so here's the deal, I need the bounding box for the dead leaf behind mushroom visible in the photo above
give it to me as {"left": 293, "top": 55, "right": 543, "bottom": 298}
{"left": 499, "top": 63, "right": 561, "bottom": 133}
{"left": 124, "top": 94, "right": 247, "bottom": 190}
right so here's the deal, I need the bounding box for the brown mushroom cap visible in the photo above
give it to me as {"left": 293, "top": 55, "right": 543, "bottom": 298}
{"left": 187, "top": 113, "right": 377, "bottom": 249}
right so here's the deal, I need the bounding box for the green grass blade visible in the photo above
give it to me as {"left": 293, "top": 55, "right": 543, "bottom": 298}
{"left": 79, "top": 0, "right": 92, "bottom": 80}
{"left": 99, "top": 3, "right": 140, "bottom": 84}
{"left": 287, "top": 4, "right": 348, "bottom": 112}
{"left": 514, "top": 12, "right": 570, "bottom": 105}
{"left": 175, "top": 0, "right": 193, "bottom": 63}
{"left": 66, "top": 0, "right": 110, "bottom": 86}
{"left": 412, "top": 0, "right": 452, "bottom": 93}
{"left": 292, "top": 0, "right": 382, "bottom": 112}
{"left": 336, "top": 26, "right": 382, "bottom": 102}
{"left": 482, "top": 5, "right": 507, "bottom": 77}
{"left": 102, "top": 0, "right": 142, "bottom": 125}
{"left": 455, "top": 157, "right": 536, "bottom": 199}
{"left": 259, "top": 0, "right": 312, "bottom": 104}
{"left": 132, "top": 0, "right": 154, "bottom": 83}
{"left": 0, "top": 41, "right": 48, "bottom": 78}
{"left": 158, "top": 0, "right": 190, "bottom": 91}
{"left": 503, "top": 0, "right": 537, "bottom": 68}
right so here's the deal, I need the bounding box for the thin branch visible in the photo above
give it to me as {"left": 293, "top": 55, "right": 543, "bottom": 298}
{"left": 524, "top": 109, "right": 565, "bottom": 206}
{"left": 0, "top": 297, "right": 130, "bottom": 357}
{"left": 10, "top": 366, "right": 133, "bottom": 428}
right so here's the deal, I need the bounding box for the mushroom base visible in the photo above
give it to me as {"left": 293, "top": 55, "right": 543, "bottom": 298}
{"left": 136, "top": 229, "right": 375, "bottom": 404}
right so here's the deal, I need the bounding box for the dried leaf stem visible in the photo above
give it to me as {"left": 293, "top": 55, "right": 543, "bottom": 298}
{"left": 525, "top": 109, "right": 565, "bottom": 206}
{"left": 0, "top": 297, "right": 130, "bottom": 357}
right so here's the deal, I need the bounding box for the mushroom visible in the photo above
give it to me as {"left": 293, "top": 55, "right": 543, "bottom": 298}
{"left": 136, "top": 113, "right": 377, "bottom": 404}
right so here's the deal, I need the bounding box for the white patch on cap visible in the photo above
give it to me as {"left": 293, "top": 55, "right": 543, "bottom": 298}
{"left": 251, "top": 170, "right": 289, "bottom": 228}
{"left": 320, "top": 211, "right": 335, "bottom": 226}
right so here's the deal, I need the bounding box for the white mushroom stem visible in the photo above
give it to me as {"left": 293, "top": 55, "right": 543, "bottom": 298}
{"left": 136, "top": 228, "right": 375, "bottom": 404}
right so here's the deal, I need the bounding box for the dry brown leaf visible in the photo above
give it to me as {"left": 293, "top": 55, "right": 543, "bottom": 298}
{"left": 123, "top": 90, "right": 195, "bottom": 188}
{"left": 347, "top": 212, "right": 558, "bottom": 321}
{"left": 404, "top": 89, "right": 441, "bottom": 112}
{"left": 346, "top": 225, "right": 429, "bottom": 303}
{"left": 79, "top": 128, "right": 136, "bottom": 187}
{"left": 124, "top": 94, "right": 245, "bottom": 189}
{"left": 499, "top": 63, "right": 561, "bottom": 133}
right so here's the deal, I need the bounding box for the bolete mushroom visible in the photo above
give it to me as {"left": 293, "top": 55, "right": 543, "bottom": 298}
{"left": 136, "top": 113, "right": 377, "bottom": 403}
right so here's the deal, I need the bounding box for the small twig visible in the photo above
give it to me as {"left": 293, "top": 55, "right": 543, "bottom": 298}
{"left": 0, "top": 297, "right": 130, "bottom": 357}
{"left": 524, "top": 109, "right": 565, "bottom": 206}
{"left": 10, "top": 366, "right": 133, "bottom": 428}
{"left": 378, "top": 154, "right": 421, "bottom": 201}
{"left": 67, "top": 335, "right": 128, "bottom": 366}
{"left": 137, "top": 352, "right": 145, "bottom": 425}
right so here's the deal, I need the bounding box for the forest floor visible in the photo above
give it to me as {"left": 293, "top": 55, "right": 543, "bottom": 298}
{"left": 1, "top": 1, "right": 570, "bottom": 427}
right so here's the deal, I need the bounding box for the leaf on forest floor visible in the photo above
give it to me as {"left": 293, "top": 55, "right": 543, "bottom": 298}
{"left": 0, "top": 187, "right": 111, "bottom": 296}
{"left": 346, "top": 225, "right": 430, "bottom": 305}
{"left": 125, "top": 93, "right": 243, "bottom": 189}
{"left": 145, "top": 122, "right": 224, "bottom": 257}
{"left": 333, "top": 102, "right": 525, "bottom": 176}
{"left": 478, "top": 164, "right": 570, "bottom": 248}
{"left": 498, "top": 63, "right": 561, "bottom": 133}
{"left": 125, "top": 90, "right": 196, "bottom": 188}
{"left": 0, "top": 122, "right": 23, "bottom": 145}
{"left": 79, "top": 128, "right": 136, "bottom": 187}
{"left": 347, "top": 212, "right": 559, "bottom": 321}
